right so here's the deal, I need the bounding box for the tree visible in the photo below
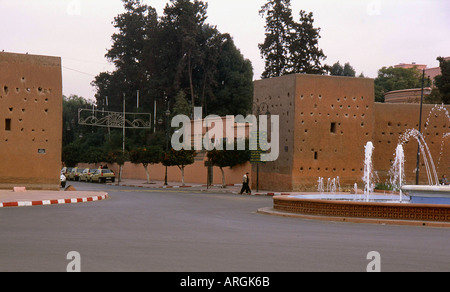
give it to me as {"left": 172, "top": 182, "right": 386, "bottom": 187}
{"left": 259, "top": 0, "right": 327, "bottom": 78}
{"left": 162, "top": 149, "right": 196, "bottom": 186}
{"left": 93, "top": 0, "right": 254, "bottom": 119}
{"left": 258, "top": 0, "right": 294, "bottom": 78}
{"left": 85, "top": 147, "right": 107, "bottom": 166}
{"left": 161, "top": 0, "right": 208, "bottom": 113}
{"left": 435, "top": 57, "right": 450, "bottom": 104}
{"left": 62, "top": 142, "right": 82, "bottom": 167}
{"left": 207, "top": 140, "right": 250, "bottom": 188}
{"left": 106, "top": 150, "right": 128, "bottom": 184}
{"left": 210, "top": 35, "right": 254, "bottom": 116}
{"left": 374, "top": 66, "right": 424, "bottom": 103}
{"left": 129, "top": 146, "right": 163, "bottom": 184}
{"left": 101, "top": 0, "right": 159, "bottom": 113}
{"left": 172, "top": 90, "right": 192, "bottom": 118}
{"left": 330, "top": 62, "right": 356, "bottom": 77}
{"left": 288, "top": 10, "right": 327, "bottom": 75}
{"left": 63, "top": 95, "right": 93, "bottom": 146}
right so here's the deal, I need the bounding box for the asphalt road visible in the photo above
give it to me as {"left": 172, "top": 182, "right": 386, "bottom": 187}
{"left": 0, "top": 181, "right": 449, "bottom": 272}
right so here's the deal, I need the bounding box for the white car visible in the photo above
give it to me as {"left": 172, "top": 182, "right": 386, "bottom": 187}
{"left": 60, "top": 173, "right": 67, "bottom": 188}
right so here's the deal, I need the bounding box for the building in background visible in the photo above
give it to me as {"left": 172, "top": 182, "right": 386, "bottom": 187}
{"left": 385, "top": 57, "right": 449, "bottom": 103}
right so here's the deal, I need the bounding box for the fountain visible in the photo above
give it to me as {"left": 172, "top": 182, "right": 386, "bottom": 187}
{"left": 363, "top": 142, "right": 375, "bottom": 202}
{"left": 390, "top": 145, "right": 406, "bottom": 203}
{"left": 259, "top": 105, "right": 450, "bottom": 226}
{"left": 317, "top": 177, "right": 324, "bottom": 194}
{"left": 261, "top": 140, "right": 449, "bottom": 226}
{"left": 400, "top": 104, "right": 450, "bottom": 204}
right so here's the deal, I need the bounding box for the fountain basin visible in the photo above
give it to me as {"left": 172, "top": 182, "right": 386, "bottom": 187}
{"left": 268, "top": 195, "right": 450, "bottom": 226}
{"left": 290, "top": 193, "right": 410, "bottom": 203}
{"left": 402, "top": 185, "right": 450, "bottom": 205}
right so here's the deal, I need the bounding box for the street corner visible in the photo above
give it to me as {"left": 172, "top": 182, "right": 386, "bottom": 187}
{"left": 0, "top": 190, "right": 109, "bottom": 208}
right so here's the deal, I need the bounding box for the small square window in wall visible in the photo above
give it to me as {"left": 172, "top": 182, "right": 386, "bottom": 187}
{"left": 5, "top": 119, "right": 11, "bottom": 131}
{"left": 330, "top": 122, "right": 337, "bottom": 134}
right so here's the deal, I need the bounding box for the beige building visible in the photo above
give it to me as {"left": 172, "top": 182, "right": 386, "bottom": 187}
{"left": 0, "top": 52, "right": 62, "bottom": 190}
{"left": 384, "top": 87, "right": 432, "bottom": 104}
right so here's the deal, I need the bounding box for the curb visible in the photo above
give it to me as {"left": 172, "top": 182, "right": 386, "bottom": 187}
{"left": 257, "top": 207, "right": 450, "bottom": 228}
{"left": 257, "top": 193, "right": 292, "bottom": 197}
{"left": 109, "top": 183, "right": 243, "bottom": 189}
{"left": 108, "top": 182, "right": 290, "bottom": 197}
{"left": 0, "top": 194, "right": 109, "bottom": 208}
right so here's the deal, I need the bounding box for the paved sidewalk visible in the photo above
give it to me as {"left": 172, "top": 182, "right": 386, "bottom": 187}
{"left": 108, "top": 179, "right": 296, "bottom": 197}
{"left": 0, "top": 189, "right": 109, "bottom": 208}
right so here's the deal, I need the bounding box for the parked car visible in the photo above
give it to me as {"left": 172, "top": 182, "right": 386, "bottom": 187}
{"left": 67, "top": 167, "right": 86, "bottom": 181}
{"left": 62, "top": 167, "right": 73, "bottom": 177}
{"left": 90, "top": 169, "right": 116, "bottom": 183}
{"left": 79, "top": 168, "right": 97, "bottom": 182}
{"left": 60, "top": 172, "right": 67, "bottom": 188}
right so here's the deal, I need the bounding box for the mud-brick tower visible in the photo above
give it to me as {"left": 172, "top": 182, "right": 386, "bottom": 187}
{"left": 0, "top": 52, "right": 62, "bottom": 190}
{"left": 253, "top": 74, "right": 375, "bottom": 192}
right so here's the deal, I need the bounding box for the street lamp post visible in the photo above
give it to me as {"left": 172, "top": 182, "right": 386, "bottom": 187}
{"left": 164, "top": 101, "right": 170, "bottom": 186}
{"left": 415, "top": 70, "right": 432, "bottom": 185}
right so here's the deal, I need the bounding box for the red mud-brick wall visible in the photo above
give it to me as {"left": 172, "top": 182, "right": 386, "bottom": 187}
{"left": 0, "top": 52, "right": 62, "bottom": 190}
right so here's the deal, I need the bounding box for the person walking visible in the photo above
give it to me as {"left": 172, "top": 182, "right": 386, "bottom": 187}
{"left": 240, "top": 172, "right": 252, "bottom": 195}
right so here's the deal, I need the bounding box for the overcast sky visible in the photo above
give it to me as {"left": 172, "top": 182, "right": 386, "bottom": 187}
{"left": 1, "top": 0, "right": 449, "bottom": 102}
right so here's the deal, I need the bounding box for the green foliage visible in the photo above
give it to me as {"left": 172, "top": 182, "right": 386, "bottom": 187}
{"left": 63, "top": 95, "right": 93, "bottom": 145}
{"left": 425, "top": 88, "right": 443, "bottom": 104}
{"left": 259, "top": 0, "right": 327, "bottom": 78}
{"left": 85, "top": 147, "right": 107, "bottom": 165}
{"left": 375, "top": 183, "right": 395, "bottom": 191}
{"left": 330, "top": 61, "right": 356, "bottom": 77}
{"left": 206, "top": 139, "right": 250, "bottom": 187}
{"left": 106, "top": 150, "right": 128, "bottom": 166}
{"left": 62, "top": 142, "right": 82, "bottom": 167}
{"left": 129, "top": 146, "right": 163, "bottom": 167}
{"left": 374, "top": 66, "right": 424, "bottom": 103}
{"left": 210, "top": 35, "right": 254, "bottom": 116}
{"left": 162, "top": 148, "right": 196, "bottom": 169}
{"left": 172, "top": 91, "right": 192, "bottom": 118}
{"left": 207, "top": 140, "right": 251, "bottom": 169}
{"left": 435, "top": 57, "right": 450, "bottom": 104}
{"left": 92, "top": 0, "right": 254, "bottom": 119}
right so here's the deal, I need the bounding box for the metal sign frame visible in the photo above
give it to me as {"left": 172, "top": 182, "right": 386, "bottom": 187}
{"left": 78, "top": 108, "right": 152, "bottom": 129}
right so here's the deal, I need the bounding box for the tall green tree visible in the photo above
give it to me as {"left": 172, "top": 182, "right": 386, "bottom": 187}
{"left": 161, "top": 0, "right": 208, "bottom": 114}
{"left": 435, "top": 57, "right": 450, "bottom": 104}
{"left": 259, "top": 0, "right": 327, "bottom": 78}
{"left": 258, "top": 0, "right": 293, "bottom": 78}
{"left": 93, "top": 0, "right": 253, "bottom": 120}
{"left": 210, "top": 35, "right": 254, "bottom": 116}
{"left": 63, "top": 95, "right": 93, "bottom": 145}
{"left": 98, "top": 0, "right": 159, "bottom": 112}
{"left": 288, "top": 10, "right": 327, "bottom": 75}
{"left": 172, "top": 90, "right": 192, "bottom": 117}
{"left": 330, "top": 61, "right": 356, "bottom": 77}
